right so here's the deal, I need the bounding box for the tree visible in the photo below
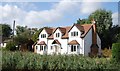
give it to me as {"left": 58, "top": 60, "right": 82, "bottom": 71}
{"left": 6, "top": 41, "right": 16, "bottom": 51}
{"left": 31, "top": 28, "right": 43, "bottom": 42}
{"left": 76, "top": 9, "right": 114, "bottom": 49}
{"left": 76, "top": 18, "right": 90, "bottom": 24}
{"left": 0, "top": 24, "right": 12, "bottom": 41}
{"left": 88, "top": 9, "right": 113, "bottom": 35}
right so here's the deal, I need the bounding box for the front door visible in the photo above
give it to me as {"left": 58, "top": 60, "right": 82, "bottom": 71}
{"left": 54, "top": 45, "right": 60, "bottom": 54}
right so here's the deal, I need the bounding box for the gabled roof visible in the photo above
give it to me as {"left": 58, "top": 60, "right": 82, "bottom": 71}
{"left": 53, "top": 27, "right": 66, "bottom": 34}
{"left": 44, "top": 28, "right": 53, "bottom": 35}
{"left": 68, "top": 40, "right": 79, "bottom": 45}
{"left": 52, "top": 39, "right": 61, "bottom": 45}
{"left": 45, "top": 24, "right": 93, "bottom": 39}
{"left": 37, "top": 41, "right": 46, "bottom": 45}
{"left": 68, "top": 24, "right": 84, "bottom": 32}
{"left": 48, "top": 26, "right": 71, "bottom": 39}
{"left": 81, "top": 24, "right": 93, "bottom": 38}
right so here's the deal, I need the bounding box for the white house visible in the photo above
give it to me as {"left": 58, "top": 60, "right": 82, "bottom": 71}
{"left": 34, "top": 22, "right": 101, "bottom": 56}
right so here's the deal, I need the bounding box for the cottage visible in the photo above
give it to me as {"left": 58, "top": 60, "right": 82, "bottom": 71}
{"left": 34, "top": 21, "right": 101, "bottom": 56}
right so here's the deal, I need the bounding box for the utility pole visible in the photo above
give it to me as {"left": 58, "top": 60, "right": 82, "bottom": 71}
{"left": 13, "top": 20, "right": 15, "bottom": 42}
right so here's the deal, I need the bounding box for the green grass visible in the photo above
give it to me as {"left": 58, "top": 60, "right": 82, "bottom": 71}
{"left": 2, "top": 51, "right": 120, "bottom": 71}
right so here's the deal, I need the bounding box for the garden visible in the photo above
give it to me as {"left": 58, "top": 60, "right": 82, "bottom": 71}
{"left": 1, "top": 43, "right": 120, "bottom": 71}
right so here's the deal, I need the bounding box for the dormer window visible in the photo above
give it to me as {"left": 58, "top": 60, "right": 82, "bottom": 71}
{"left": 41, "top": 34, "right": 46, "bottom": 38}
{"left": 71, "top": 31, "right": 78, "bottom": 37}
{"left": 56, "top": 33, "right": 60, "bottom": 37}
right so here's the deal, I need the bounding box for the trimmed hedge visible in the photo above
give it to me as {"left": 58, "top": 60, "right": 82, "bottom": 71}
{"left": 112, "top": 43, "right": 120, "bottom": 62}
{"left": 2, "top": 51, "right": 120, "bottom": 71}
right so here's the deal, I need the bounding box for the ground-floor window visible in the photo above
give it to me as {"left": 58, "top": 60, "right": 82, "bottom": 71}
{"left": 71, "top": 45, "right": 76, "bottom": 52}
{"left": 70, "top": 45, "right": 80, "bottom": 52}
{"left": 40, "top": 45, "right": 46, "bottom": 51}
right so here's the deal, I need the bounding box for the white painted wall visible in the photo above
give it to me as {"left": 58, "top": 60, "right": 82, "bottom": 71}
{"left": 68, "top": 26, "right": 83, "bottom": 54}
{"left": 84, "top": 28, "right": 92, "bottom": 56}
{"left": 52, "top": 29, "right": 68, "bottom": 54}
{"left": 0, "top": 43, "right": 7, "bottom": 48}
{"left": 35, "top": 25, "right": 101, "bottom": 56}
{"left": 38, "top": 29, "right": 48, "bottom": 44}
{"left": 37, "top": 29, "right": 48, "bottom": 54}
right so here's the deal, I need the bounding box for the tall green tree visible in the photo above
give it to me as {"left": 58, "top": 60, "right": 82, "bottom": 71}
{"left": 76, "top": 18, "right": 90, "bottom": 24}
{"left": 0, "top": 24, "right": 12, "bottom": 41}
{"left": 31, "top": 28, "right": 43, "bottom": 42}
{"left": 88, "top": 9, "right": 113, "bottom": 35}
{"left": 76, "top": 9, "right": 117, "bottom": 49}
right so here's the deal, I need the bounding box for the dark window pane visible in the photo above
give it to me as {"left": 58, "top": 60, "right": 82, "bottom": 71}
{"left": 41, "top": 46, "right": 43, "bottom": 50}
{"left": 58, "top": 33, "right": 60, "bottom": 37}
{"left": 74, "top": 46, "right": 76, "bottom": 51}
{"left": 74, "top": 32, "right": 75, "bottom": 36}
{"left": 77, "top": 32, "right": 78, "bottom": 36}
{"left": 71, "top": 45, "right": 73, "bottom": 52}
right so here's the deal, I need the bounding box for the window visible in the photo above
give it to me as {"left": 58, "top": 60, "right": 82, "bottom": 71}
{"left": 41, "top": 35, "right": 42, "bottom": 38}
{"left": 77, "top": 45, "right": 79, "bottom": 49}
{"left": 58, "top": 33, "right": 60, "bottom": 37}
{"left": 71, "top": 45, "right": 76, "bottom": 52}
{"left": 44, "top": 46, "right": 46, "bottom": 51}
{"left": 56, "top": 33, "right": 60, "bottom": 37}
{"left": 36, "top": 46, "right": 38, "bottom": 50}
{"left": 41, "top": 34, "right": 46, "bottom": 38}
{"left": 40, "top": 45, "right": 43, "bottom": 51}
{"left": 71, "top": 31, "right": 78, "bottom": 37}
{"left": 71, "top": 45, "right": 74, "bottom": 52}
{"left": 76, "top": 32, "right": 78, "bottom": 36}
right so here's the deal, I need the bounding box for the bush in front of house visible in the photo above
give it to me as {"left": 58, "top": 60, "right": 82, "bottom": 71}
{"left": 112, "top": 43, "right": 120, "bottom": 62}
{"left": 2, "top": 51, "right": 120, "bottom": 71}
{"left": 5, "top": 41, "right": 16, "bottom": 51}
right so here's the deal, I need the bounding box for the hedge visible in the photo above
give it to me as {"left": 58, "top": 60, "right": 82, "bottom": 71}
{"left": 2, "top": 51, "right": 120, "bottom": 71}
{"left": 112, "top": 43, "right": 120, "bottom": 62}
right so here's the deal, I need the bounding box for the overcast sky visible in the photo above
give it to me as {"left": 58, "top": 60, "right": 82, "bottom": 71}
{"left": 0, "top": 0, "right": 119, "bottom": 28}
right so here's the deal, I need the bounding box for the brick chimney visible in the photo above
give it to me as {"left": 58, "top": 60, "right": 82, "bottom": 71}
{"left": 92, "top": 19, "right": 97, "bottom": 45}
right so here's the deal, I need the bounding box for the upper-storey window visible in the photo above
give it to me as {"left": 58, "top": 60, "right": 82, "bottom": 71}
{"left": 71, "top": 31, "right": 78, "bottom": 37}
{"left": 56, "top": 33, "right": 60, "bottom": 37}
{"left": 41, "top": 34, "right": 46, "bottom": 38}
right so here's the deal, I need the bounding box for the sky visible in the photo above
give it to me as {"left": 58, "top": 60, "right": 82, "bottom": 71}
{"left": 0, "top": 0, "right": 119, "bottom": 29}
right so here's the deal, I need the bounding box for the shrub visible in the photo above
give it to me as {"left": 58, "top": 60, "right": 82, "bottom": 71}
{"left": 112, "top": 43, "right": 120, "bottom": 62}
{"left": 5, "top": 41, "right": 16, "bottom": 51}
{"left": 102, "top": 48, "right": 112, "bottom": 57}
{"left": 2, "top": 51, "right": 120, "bottom": 70}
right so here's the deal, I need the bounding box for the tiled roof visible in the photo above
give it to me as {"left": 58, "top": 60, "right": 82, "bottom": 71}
{"left": 44, "top": 28, "right": 53, "bottom": 35}
{"left": 48, "top": 26, "right": 71, "bottom": 39}
{"left": 52, "top": 39, "right": 61, "bottom": 45}
{"left": 68, "top": 40, "right": 79, "bottom": 45}
{"left": 68, "top": 24, "right": 84, "bottom": 32}
{"left": 37, "top": 41, "right": 46, "bottom": 45}
{"left": 47, "top": 24, "right": 93, "bottom": 39}
{"left": 81, "top": 24, "right": 92, "bottom": 38}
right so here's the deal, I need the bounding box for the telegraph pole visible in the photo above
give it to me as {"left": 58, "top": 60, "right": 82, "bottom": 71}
{"left": 13, "top": 20, "right": 15, "bottom": 42}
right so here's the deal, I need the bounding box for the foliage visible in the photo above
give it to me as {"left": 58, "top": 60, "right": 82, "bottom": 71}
{"left": 31, "top": 28, "right": 43, "bottom": 42}
{"left": 16, "top": 26, "right": 33, "bottom": 38}
{"left": 76, "top": 18, "right": 91, "bottom": 24}
{"left": 101, "top": 48, "right": 111, "bottom": 57}
{"left": 5, "top": 41, "right": 16, "bottom": 51}
{"left": 15, "top": 26, "right": 36, "bottom": 45}
{"left": 2, "top": 51, "right": 120, "bottom": 70}
{"left": 0, "top": 24, "right": 12, "bottom": 41}
{"left": 76, "top": 9, "right": 120, "bottom": 49}
{"left": 14, "top": 35, "right": 28, "bottom": 45}
{"left": 112, "top": 43, "right": 120, "bottom": 62}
